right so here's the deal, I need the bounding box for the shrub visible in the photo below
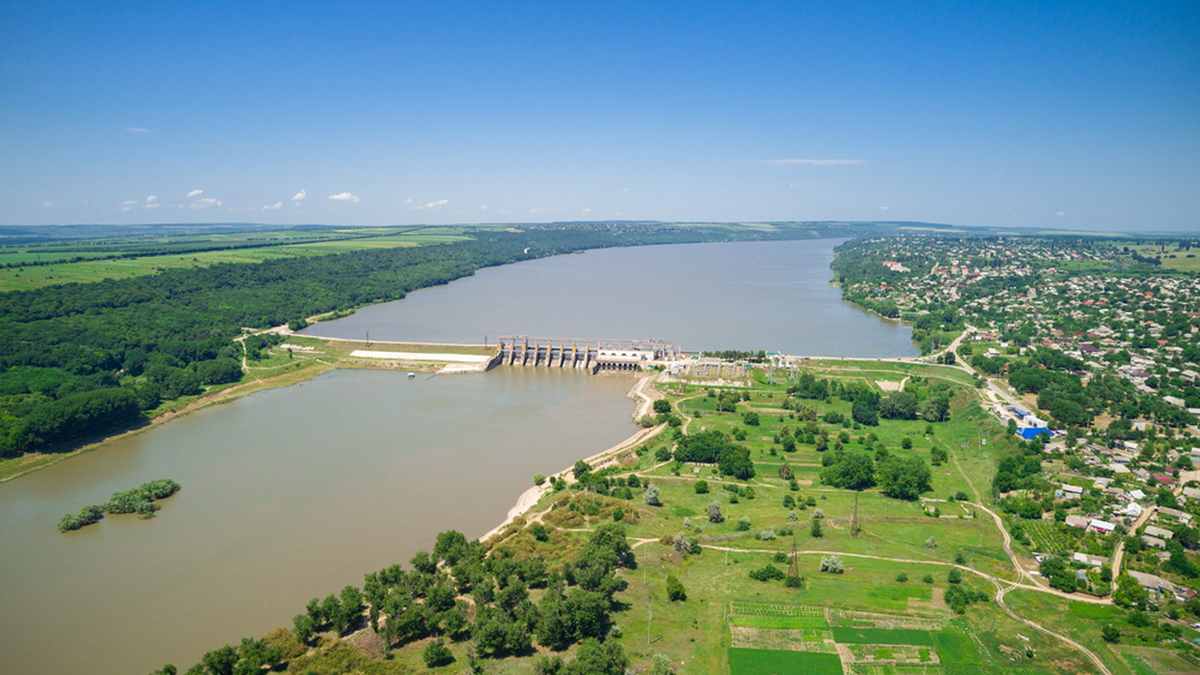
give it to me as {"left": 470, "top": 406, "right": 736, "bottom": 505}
{"left": 736, "top": 516, "right": 751, "bottom": 531}
{"left": 896, "top": 572, "right": 908, "bottom": 582}
{"left": 923, "top": 574, "right": 934, "bottom": 583}
{"left": 666, "top": 574, "right": 686, "bottom": 601}
{"left": 948, "top": 569, "right": 962, "bottom": 584}
{"left": 759, "top": 529, "right": 777, "bottom": 540}
{"left": 819, "top": 555, "right": 843, "bottom": 574}
{"left": 694, "top": 480, "right": 709, "bottom": 494}
{"left": 749, "top": 564, "right": 786, "bottom": 582}
{"left": 533, "top": 474, "right": 547, "bottom": 486}
{"left": 810, "top": 519, "right": 823, "bottom": 538}
{"left": 787, "top": 510, "right": 798, "bottom": 521}
{"left": 925, "top": 536, "right": 937, "bottom": 548}
{"left": 423, "top": 639, "right": 454, "bottom": 668}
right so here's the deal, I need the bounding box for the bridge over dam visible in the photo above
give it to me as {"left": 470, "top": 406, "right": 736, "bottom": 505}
{"left": 497, "top": 336, "right": 682, "bottom": 372}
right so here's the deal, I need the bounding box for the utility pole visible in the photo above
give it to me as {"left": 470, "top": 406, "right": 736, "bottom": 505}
{"left": 851, "top": 492, "right": 861, "bottom": 536}
{"left": 787, "top": 533, "right": 801, "bottom": 587}
{"left": 647, "top": 587, "right": 652, "bottom": 647}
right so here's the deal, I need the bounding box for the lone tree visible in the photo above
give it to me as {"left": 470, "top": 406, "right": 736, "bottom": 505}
{"left": 666, "top": 574, "right": 686, "bottom": 601}
{"left": 707, "top": 500, "right": 724, "bottom": 523}
{"left": 643, "top": 484, "right": 661, "bottom": 506}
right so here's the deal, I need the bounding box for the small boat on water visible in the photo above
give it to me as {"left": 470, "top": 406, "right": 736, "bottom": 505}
{"left": 407, "top": 372, "right": 416, "bottom": 379}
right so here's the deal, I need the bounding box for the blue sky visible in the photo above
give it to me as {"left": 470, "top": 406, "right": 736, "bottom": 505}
{"left": 1, "top": 1, "right": 1196, "bottom": 231}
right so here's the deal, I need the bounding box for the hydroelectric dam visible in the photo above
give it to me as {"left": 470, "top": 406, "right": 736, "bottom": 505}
{"left": 496, "top": 336, "right": 682, "bottom": 372}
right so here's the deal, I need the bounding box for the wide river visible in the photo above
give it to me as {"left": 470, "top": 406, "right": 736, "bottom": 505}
{"left": 0, "top": 238, "right": 914, "bottom": 674}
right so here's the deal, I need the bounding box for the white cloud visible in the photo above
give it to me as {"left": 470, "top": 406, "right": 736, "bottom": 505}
{"left": 187, "top": 197, "right": 222, "bottom": 209}
{"left": 123, "top": 127, "right": 151, "bottom": 133}
{"left": 529, "top": 207, "right": 547, "bottom": 214}
{"left": 879, "top": 206, "right": 890, "bottom": 211}
{"left": 262, "top": 201, "right": 283, "bottom": 211}
{"left": 329, "top": 192, "right": 360, "bottom": 202}
{"left": 760, "top": 158, "right": 866, "bottom": 166}
{"left": 1056, "top": 211, "right": 1066, "bottom": 217}
{"left": 480, "top": 204, "right": 490, "bottom": 211}
{"left": 187, "top": 189, "right": 204, "bottom": 198}
{"left": 145, "top": 195, "right": 158, "bottom": 203}
{"left": 143, "top": 202, "right": 160, "bottom": 209}
{"left": 403, "top": 198, "right": 448, "bottom": 210}
{"left": 291, "top": 189, "right": 307, "bottom": 201}
{"left": 581, "top": 207, "right": 592, "bottom": 213}
{"left": 42, "top": 201, "right": 53, "bottom": 207}
{"left": 121, "top": 199, "right": 138, "bottom": 206}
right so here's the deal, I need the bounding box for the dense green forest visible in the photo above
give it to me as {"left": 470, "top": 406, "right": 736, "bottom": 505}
{"left": 0, "top": 222, "right": 879, "bottom": 458}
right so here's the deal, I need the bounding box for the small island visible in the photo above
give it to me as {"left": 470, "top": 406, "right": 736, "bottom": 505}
{"left": 58, "top": 478, "right": 181, "bottom": 532}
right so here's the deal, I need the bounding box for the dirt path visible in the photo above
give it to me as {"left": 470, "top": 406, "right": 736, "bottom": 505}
{"left": 994, "top": 580, "right": 1114, "bottom": 675}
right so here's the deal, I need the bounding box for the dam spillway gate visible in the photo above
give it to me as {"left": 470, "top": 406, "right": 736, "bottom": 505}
{"left": 496, "top": 336, "right": 681, "bottom": 372}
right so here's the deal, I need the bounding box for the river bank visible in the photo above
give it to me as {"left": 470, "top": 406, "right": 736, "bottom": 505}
{"left": 479, "top": 371, "right": 665, "bottom": 543}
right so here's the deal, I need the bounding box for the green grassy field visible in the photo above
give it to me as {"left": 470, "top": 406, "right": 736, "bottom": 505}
{"left": 0, "top": 228, "right": 468, "bottom": 290}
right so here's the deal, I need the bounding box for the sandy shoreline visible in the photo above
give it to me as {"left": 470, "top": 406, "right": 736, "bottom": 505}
{"left": 478, "top": 371, "right": 665, "bottom": 543}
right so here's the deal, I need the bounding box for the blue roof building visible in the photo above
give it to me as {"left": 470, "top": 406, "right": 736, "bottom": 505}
{"left": 1017, "top": 427, "right": 1051, "bottom": 440}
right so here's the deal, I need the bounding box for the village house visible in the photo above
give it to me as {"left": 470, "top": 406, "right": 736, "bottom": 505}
{"left": 1157, "top": 507, "right": 1194, "bottom": 526}
{"left": 1144, "top": 525, "right": 1175, "bottom": 540}
{"left": 1128, "top": 570, "right": 1198, "bottom": 602}
{"left": 1142, "top": 534, "right": 1168, "bottom": 549}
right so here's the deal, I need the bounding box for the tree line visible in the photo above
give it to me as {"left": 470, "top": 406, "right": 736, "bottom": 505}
{"left": 150, "top": 525, "right": 636, "bottom": 675}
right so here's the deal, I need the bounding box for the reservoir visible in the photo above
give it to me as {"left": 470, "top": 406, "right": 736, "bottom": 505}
{"left": 0, "top": 237, "right": 914, "bottom": 673}
{"left": 303, "top": 238, "right": 917, "bottom": 358}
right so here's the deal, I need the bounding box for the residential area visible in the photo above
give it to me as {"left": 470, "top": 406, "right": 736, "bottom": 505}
{"left": 834, "top": 235, "right": 1200, "bottom": 622}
